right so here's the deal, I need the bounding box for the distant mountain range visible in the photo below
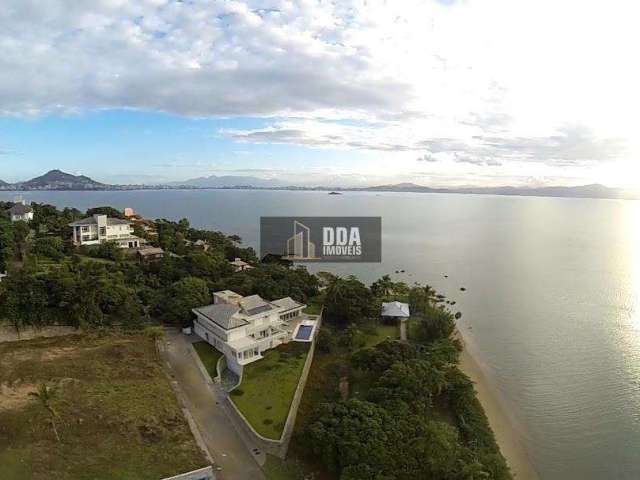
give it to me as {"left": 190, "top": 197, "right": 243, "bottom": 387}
{"left": 0, "top": 169, "right": 637, "bottom": 200}
{"left": 356, "top": 182, "right": 632, "bottom": 199}
{"left": 166, "top": 174, "right": 284, "bottom": 188}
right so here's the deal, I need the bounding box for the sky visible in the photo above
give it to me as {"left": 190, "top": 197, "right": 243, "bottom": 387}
{"left": 0, "top": 0, "right": 639, "bottom": 188}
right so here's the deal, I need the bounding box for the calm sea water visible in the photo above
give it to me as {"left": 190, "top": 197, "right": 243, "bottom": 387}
{"left": 3, "top": 189, "right": 639, "bottom": 480}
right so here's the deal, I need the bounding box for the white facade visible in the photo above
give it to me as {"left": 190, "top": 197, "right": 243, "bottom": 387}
{"left": 7, "top": 202, "right": 34, "bottom": 222}
{"left": 193, "top": 290, "right": 306, "bottom": 375}
{"left": 69, "top": 214, "right": 142, "bottom": 248}
{"left": 11, "top": 211, "right": 33, "bottom": 222}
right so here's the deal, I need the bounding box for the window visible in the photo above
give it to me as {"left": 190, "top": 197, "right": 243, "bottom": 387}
{"left": 99, "top": 226, "right": 106, "bottom": 236}
{"left": 81, "top": 226, "right": 89, "bottom": 232}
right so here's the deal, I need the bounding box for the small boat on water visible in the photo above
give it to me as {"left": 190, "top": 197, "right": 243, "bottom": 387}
{"left": 328, "top": 191, "right": 342, "bottom": 195}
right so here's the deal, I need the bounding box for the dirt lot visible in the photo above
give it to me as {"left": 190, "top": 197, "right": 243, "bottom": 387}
{"left": 0, "top": 332, "right": 207, "bottom": 480}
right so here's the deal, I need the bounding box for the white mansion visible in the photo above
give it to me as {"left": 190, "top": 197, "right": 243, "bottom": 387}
{"left": 193, "top": 290, "right": 316, "bottom": 375}
{"left": 7, "top": 201, "right": 34, "bottom": 222}
{"left": 69, "top": 214, "right": 143, "bottom": 248}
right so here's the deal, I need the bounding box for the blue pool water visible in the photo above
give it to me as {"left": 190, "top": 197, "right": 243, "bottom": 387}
{"left": 295, "top": 325, "right": 313, "bottom": 340}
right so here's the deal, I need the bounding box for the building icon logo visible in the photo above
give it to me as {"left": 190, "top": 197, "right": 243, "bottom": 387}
{"left": 284, "top": 220, "right": 318, "bottom": 260}
{"left": 261, "top": 216, "right": 381, "bottom": 263}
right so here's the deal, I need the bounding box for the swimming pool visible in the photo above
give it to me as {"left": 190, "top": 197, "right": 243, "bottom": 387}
{"left": 295, "top": 325, "right": 313, "bottom": 341}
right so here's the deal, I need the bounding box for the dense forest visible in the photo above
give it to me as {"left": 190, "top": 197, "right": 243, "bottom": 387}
{"left": 0, "top": 201, "right": 317, "bottom": 332}
{"left": 0, "top": 201, "right": 510, "bottom": 479}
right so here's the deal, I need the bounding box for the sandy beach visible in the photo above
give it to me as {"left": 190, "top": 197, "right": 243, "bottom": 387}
{"left": 459, "top": 346, "right": 540, "bottom": 480}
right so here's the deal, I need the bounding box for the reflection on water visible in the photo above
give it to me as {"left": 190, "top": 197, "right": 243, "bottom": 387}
{"left": 2, "top": 189, "right": 639, "bottom": 479}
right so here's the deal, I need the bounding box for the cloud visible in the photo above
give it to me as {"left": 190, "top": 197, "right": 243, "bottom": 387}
{"left": 227, "top": 121, "right": 624, "bottom": 166}
{"left": 453, "top": 154, "right": 501, "bottom": 167}
{"left": 476, "top": 126, "right": 626, "bottom": 165}
{"left": 0, "top": 0, "right": 412, "bottom": 118}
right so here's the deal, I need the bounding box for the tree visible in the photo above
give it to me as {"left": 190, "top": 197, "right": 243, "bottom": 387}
{"left": 351, "top": 340, "right": 417, "bottom": 373}
{"left": 33, "top": 236, "right": 65, "bottom": 260}
{"left": 414, "top": 306, "right": 456, "bottom": 343}
{"left": 92, "top": 241, "right": 124, "bottom": 261}
{"left": 371, "top": 274, "right": 394, "bottom": 298}
{"left": 186, "top": 252, "right": 232, "bottom": 283}
{"left": 0, "top": 217, "right": 14, "bottom": 271}
{"left": 155, "top": 276, "right": 210, "bottom": 327}
{"left": 86, "top": 206, "right": 124, "bottom": 218}
{"left": 408, "top": 284, "right": 436, "bottom": 315}
{"left": 30, "top": 384, "right": 61, "bottom": 442}
{"left": 324, "top": 276, "right": 378, "bottom": 327}
{"left": 368, "top": 359, "right": 451, "bottom": 407}
{"left": 12, "top": 220, "right": 31, "bottom": 261}
{"left": 0, "top": 269, "right": 48, "bottom": 333}
{"left": 304, "top": 399, "right": 467, "bottom": 479}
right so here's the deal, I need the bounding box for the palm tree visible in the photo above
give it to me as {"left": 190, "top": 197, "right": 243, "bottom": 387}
{"left": 30, "top": 384, "right": 60, "bottom": 442}
{"left": 324, "top": 275, "right": 345, "bottom": 305}
{"left": 371, "top": 274, "right": 394, "bottom": 298}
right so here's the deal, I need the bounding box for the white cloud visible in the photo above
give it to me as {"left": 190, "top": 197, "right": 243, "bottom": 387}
{"left": 0, "top": 0, "right": 411, "bottom": 117}
{"left": 226, "top": 120, "right": 626, "bottom": 166}
{"left": 1, "top": 0, "right": 639, "bottom": 186}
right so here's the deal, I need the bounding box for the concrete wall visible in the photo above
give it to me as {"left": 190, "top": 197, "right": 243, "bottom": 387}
{"left": 0, "top": 325, "right": 76, "bottom": 344}
{"left": 224, "top": 311, "right": 323, "bottom": 459}
{"left": 161, "top": 466, "right": 215, "bottom": 480}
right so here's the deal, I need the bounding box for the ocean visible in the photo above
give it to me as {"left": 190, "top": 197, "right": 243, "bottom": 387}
{"left": 2, "top": 188, "right": 639, "bottom": 479}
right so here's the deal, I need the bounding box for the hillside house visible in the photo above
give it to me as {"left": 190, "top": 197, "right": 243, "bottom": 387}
{"left": 69, "top": 214, "right": 143, "bottom": 248}
{"left": 7, "top": 202, "right": 34, "bottom": 222}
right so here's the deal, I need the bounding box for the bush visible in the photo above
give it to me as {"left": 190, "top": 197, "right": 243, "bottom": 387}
{"left": 230, "top": 388, "right": 244, "bottom": 397}
{"left": 33, "top": 236, "right": 65, "bottom": 260}
{"left": 317, "top": 327, "right": 337, "bottom": 353}
{"left": 337, "top": 324, "right": 366, "bottom": 351}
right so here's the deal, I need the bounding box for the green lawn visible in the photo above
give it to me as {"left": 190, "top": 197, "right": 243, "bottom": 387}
{"left": 302, "top": 303, "right": 322, "bottom": 315}
{"left": 0, "top": 333, "right": 206, "bottom": 480}
{"left": 192, "top": 341, "right": 223, "bottom": 379}
{"left": 364, "top": 323, "right": 399, "bottom": 347}
{"left": 231, "top": 342, "right": 310, "bottom": 439}
{"left": 302, "top": 294, "right": 324, "bottom": 315}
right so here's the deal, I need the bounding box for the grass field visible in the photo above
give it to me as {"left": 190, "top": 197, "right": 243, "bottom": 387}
{"left": 192, "top": 341, "right": 223, "bottom": 379}
{"left": 231, "top": 342, "right": 310, "bottom": 439}
{"left": 364, "top": 323, "right": 399, "bottom": 347}
{"left": 0, "top": 332, "right": 206, "bottom": 480}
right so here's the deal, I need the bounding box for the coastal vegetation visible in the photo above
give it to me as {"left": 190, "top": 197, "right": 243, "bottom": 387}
{"left": 284, "top": 275, "right": 512, "bottom": 480}
{"left": 1, "top": 201, "right": 509, "bottom": 479}
{"left": 0, "top": 201, "right": 317, "bottom": 333}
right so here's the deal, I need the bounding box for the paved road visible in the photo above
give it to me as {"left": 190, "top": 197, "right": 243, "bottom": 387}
{"left": 161, "top": 331, "right": 265, "bottom": 480}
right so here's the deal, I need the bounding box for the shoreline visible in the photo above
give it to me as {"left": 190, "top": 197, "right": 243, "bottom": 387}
{"left": 458, "top": 343, "right": 540, "bottom": 480}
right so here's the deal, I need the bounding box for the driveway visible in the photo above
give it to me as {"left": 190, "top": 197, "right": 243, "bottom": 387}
{"left": 161, "top": 330, "right": 265, "bottom": 480}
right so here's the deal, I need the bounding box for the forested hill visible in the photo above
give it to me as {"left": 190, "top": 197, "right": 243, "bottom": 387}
{"left": 0, "top": 169, "right": 106, "bottom": 190}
